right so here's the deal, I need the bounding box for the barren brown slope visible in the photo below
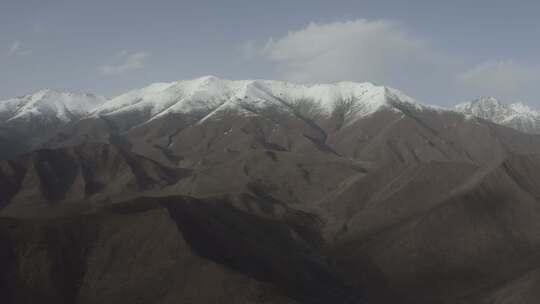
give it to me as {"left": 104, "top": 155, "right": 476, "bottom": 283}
{"left": 0, "top": 195, "right": 363, "bottom": 304}
{"left": 0, "top": 142, "right": 192, "bottom": 218}
{"left": 326, "top": 153, "right": 540, "bottom": 304}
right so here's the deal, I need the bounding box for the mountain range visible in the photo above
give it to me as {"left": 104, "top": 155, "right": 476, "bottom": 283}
{"left": 1, "top": 76, "right": 540, "bottom": 304}
{"left": 1, "top": 77, "right": 539, "bottom": 161}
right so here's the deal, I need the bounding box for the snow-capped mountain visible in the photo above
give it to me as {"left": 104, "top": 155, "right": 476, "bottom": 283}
{"left": 0, "top": 89, "right": 107, "bottom": 125}
{"left": 455, "top": 97, "right": 540, "bottom": 134}
{"left": 3, "top": 77, "right": 540, "bottom": 137}
{"left": 0, "top": 77, "right": 432, "bottom": 159}
{"left": 0, "top": 89, "right": 108, "bottom": 159}
{"left": 4, "top": 78, "right": 540, "bottom": 304}
{"left": 92, "top": 75, "right": 428, "bottom": 128}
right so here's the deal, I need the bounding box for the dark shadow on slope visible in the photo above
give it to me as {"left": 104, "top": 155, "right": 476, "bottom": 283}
{"left": 107, "top": 196, "right": 365, "bottom": 304}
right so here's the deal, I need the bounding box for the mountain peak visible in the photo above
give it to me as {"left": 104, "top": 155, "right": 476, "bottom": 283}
{"left": 475, "top": 96, "right": 500, "bottom": 103}
{"left": 34, "top": 88, "right": 58, "bottom": 95}
{"left": 455, "top": 97, "right": 540, "bottom": 134}
{"left": 509, "top": 102, "right": 538, "bottom": 115}
{"left": 195, "top": 75, "right": 221, "bottom": 82}
{"left": 456, "top": 96, "right": 505, "bottom": 114}
{"left": 0, "top": 89, "right": 107, "bottom": 124}
{"left": 92, "top": 77, "right": 426, "bottom": 127}
{"left": 480, "top": 96, "right": 504, "bottom": 107}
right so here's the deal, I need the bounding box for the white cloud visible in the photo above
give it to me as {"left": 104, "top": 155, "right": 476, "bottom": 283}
{"left": 239, "top": 40, "right": 257, "bottom": 60}
{"left": 248, "top": 19, "right": 444, "bottom": 84}
{"left": 242, "top": 19, "right": 540, "bottom": 105}
{"left": 458, "top": 61, "right": 540, "bottom": 98}
{"left": 32, "top": 23, "right": 46, "bottom": 34}
{"left": 7, "top": 41, "right": 20, "bottom": 56}
{"left": 98, "top": 51, "right": 149, "bottom": 76}
{"left": 7, "top": 41, "right": 32, "bottom": 56}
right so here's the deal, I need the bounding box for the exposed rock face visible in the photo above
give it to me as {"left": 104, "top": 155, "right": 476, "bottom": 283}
{"left": 2, "top": 78, "right": 540, "bottom": 303}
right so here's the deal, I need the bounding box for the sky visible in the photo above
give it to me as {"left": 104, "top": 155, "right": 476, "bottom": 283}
{"left": 1, "top": 0, "right": 540, "bottom": 107}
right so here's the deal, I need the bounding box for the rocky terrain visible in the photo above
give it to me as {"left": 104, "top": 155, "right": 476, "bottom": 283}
{"left": 1, "top": 76, "right": 540, "bottom": 304}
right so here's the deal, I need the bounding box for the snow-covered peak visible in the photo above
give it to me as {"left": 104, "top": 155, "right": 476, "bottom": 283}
{"left": 455, "top": 97, "right": 540, "bottom": 134}
{"left": 0, "top": 89, "right": 107, "bottom": 124}
{"left": 509, "top": 102, "right": 539, "bottom": 115}
{"left": 0, "top": 76, "right": 438, "bottom": 133}
{"left": 455, "top": 97, "right": 509, "bottom": 119}
{"left": 93, "top": 75, "right": 424, "bottom": 124}
{"left": 455, "top": 96, "right": 540, "bottom": 118}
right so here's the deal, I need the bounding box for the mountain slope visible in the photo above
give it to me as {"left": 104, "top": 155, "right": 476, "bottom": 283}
{"left": 0, "top": 196, "right": 315, "bottom": 304}
{"left": 0, "top": 90, "right": 107, "bottom": 159}
{"left": 0, "top": 77, "right": 432, "bottom": 160}
{"left": 0, "top": 89, "right": 106, "bottom": 124}
{"left": 0, "top": 143, "right": 192, "bottom": 217}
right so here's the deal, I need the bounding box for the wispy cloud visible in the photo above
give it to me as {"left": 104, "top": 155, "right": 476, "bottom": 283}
{"left": 98, "top": 51, "right": 149, "bottom": 76}
{"left": 458, "top": 60, "right": 540, "bottom": 98}
{"left": 242, "top": 19, "right": 540, "bottom": 104}
{"left": 239, "top": 40, "right": 258, "bottom": 60}
{"left": 245, "top": 19, "right": 445, "bottom": 85}
{"left": 32, "top": 23, "right": 46, "bottom": 34}
{"left": 6, "top": 41, "right": 32, "bottom": 56}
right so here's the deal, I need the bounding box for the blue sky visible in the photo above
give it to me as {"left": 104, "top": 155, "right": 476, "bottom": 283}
{"left": 2, "top": 0, "right": 540, "bottom": 106}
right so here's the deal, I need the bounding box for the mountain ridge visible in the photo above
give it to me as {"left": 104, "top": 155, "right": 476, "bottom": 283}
{"left": 1, "top": 76, "right": 436, "bottom": 125}
{"left": 455, "top": 96, "right": 540, "bottom": 134}
{"left": 0, "top": 89, "right": 107, "bottom": 124}
{"left": 3, "top": 77, "right": 539, "bottom": 135}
